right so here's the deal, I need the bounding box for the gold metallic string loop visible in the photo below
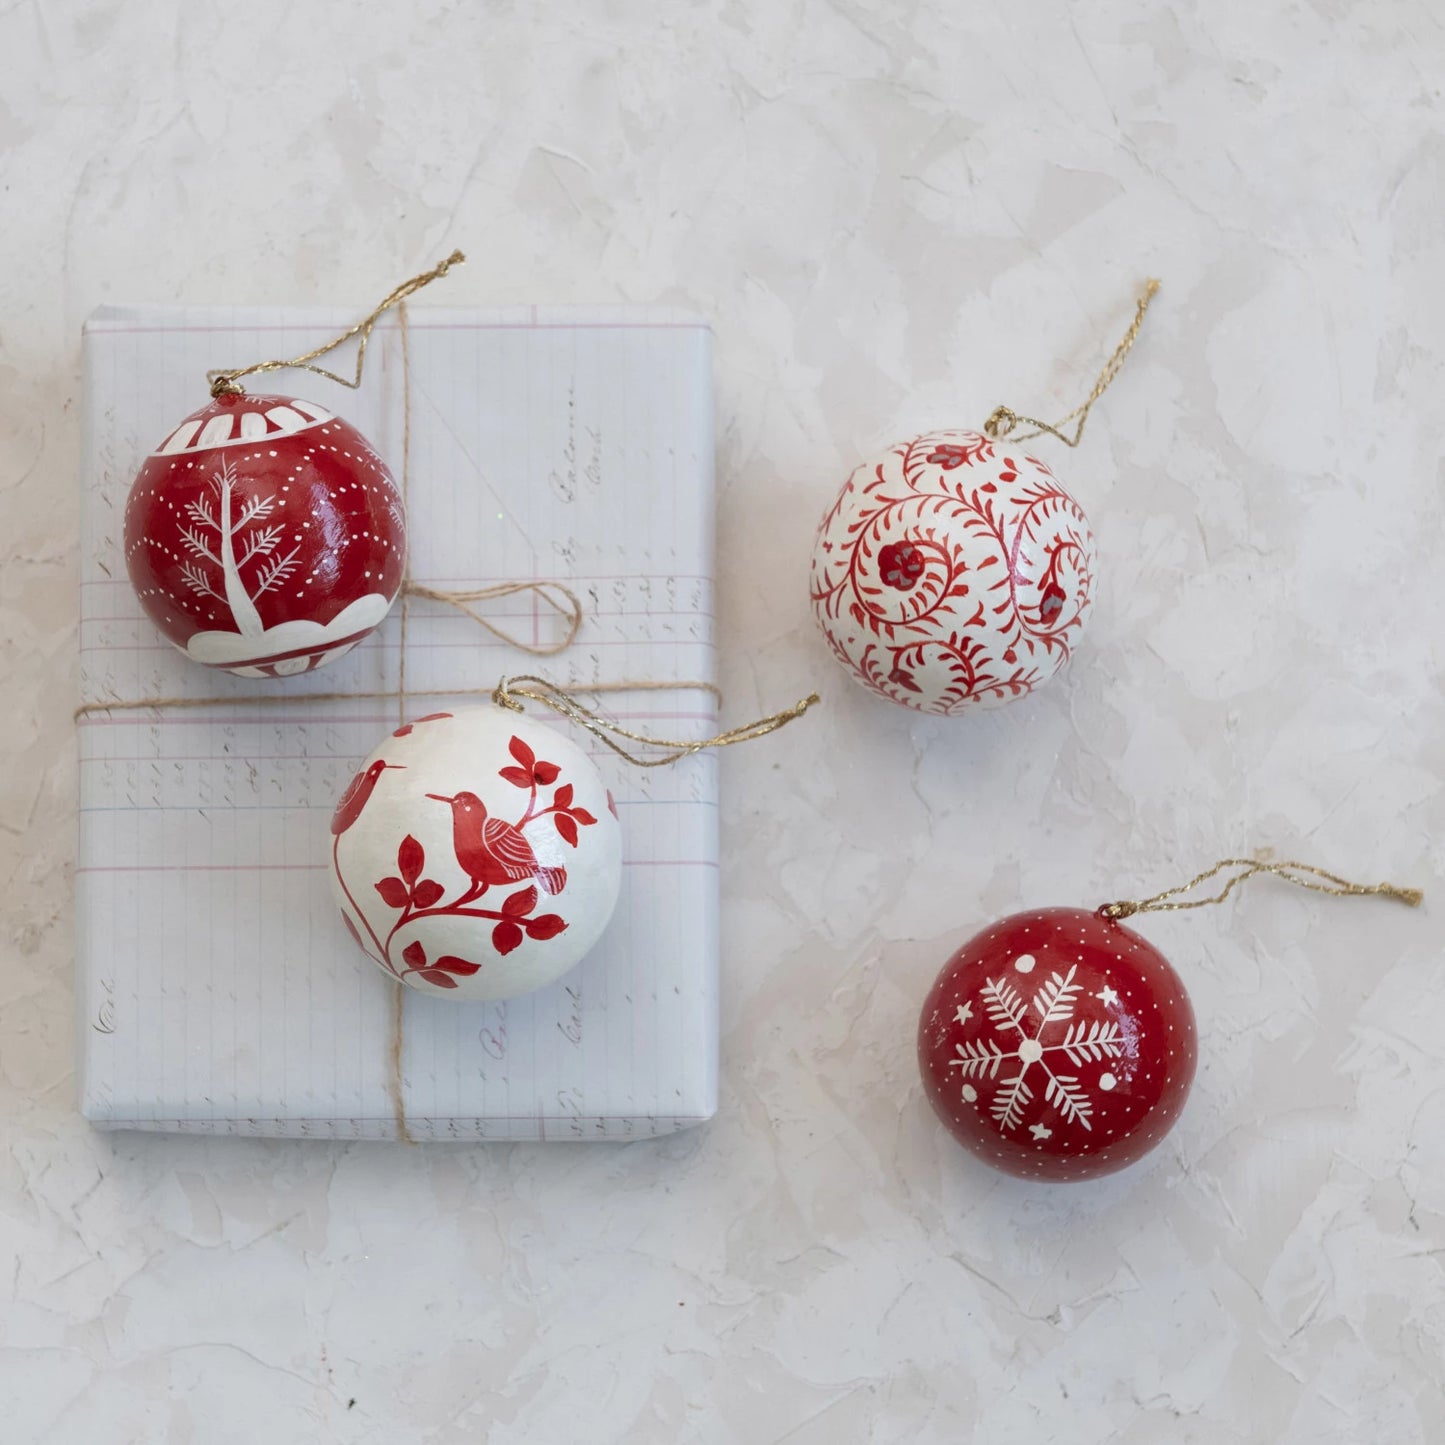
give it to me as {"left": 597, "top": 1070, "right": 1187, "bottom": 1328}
{"left": 1098, "top": 858, "right": 1423, "bottom": 922}
{"left": 207, "top": 250, "right": 465, "bottom": 398}
{"left": 493, "top": 675, "right": 820, "bottom": 768}
{"left": 983, "top": 279, "right": 1160, "bottom": 448}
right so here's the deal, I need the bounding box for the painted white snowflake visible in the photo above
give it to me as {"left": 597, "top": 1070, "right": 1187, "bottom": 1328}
{"left": 948, "top": 960, "right": 1126, "bottom": 1134}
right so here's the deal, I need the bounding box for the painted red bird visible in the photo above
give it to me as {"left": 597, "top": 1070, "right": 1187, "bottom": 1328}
{"left": 331, "top": 760, "right": 403, "bottom": 836}
{"left": 426, "top": 791, "right": 567, "bottom": 895}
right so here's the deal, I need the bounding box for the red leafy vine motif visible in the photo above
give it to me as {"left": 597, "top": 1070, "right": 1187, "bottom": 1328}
{"left": 392, "top": 712, "right": 453, "bottom": 738}
{"left": 332, "top": 733, "right": 596, "bottom": 989}
{"left": 809, "top": 429, "right": 1097, "bottom": 714}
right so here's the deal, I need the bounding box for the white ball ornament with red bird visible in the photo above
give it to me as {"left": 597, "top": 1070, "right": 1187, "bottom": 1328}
{"left": 328, "top": 708, "right": 623, "bottom": 1001}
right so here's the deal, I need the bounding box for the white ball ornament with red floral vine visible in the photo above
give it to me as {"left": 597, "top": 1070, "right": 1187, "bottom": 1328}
{"left": 328, "top": 708, "right": 623, "bottom": 1001}
{"left": 809, "top": 429, "right": 1097, "bottom": 714}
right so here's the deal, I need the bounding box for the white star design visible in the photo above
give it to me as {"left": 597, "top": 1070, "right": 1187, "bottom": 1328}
{"left": 1029, "top": 1122, "right": 1052, "bottom": 1141}
{"left": 955, "top": 1002, "right": 974, "bottom": 1025}
{"left": 1095, "top": 985, "right": 1119, "bottom": 1007}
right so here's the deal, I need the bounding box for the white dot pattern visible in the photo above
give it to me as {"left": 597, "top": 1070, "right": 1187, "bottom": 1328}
{"left": 123, "top": 394, "right": 406, "bottom": 674}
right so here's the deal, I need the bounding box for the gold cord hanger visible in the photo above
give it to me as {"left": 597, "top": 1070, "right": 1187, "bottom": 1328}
{"left": 207, "top": 250, "right": 466, "bottom": 398}
{"left": 1099, "top": 857, "right": 1422, "bottom": 921}
{"left": 493, "top": 675, "right": 820, "bottom": 768}
{"left": 983, "top": 279, "right": 1160, "bottom": 447}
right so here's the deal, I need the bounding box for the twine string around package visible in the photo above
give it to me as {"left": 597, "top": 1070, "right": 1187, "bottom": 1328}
{"left": 1098, "top": 858, "right": 1423, "bottom": 922}
{"left": 983, "top": 279, "right": 1160, "bottom": 447}
{"left": 380, "top": 311, "right": 818, "bottom": 1137}
{"left": 82, "top": 266, "right": 820, "bottom": 1140}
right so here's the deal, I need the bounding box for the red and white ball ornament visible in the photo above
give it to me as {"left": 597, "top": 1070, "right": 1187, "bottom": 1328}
{"left": 918, "top": 907, "right": 1197, "bottom": 1182}
{"left": 810, "top": 430, "right": 1096, "bottom": 714}
{"left": 329, "top": 708, "right": 623, "bottom": 1002}
{"left": 124, "top": 390, "right": 405, "bottom": 677}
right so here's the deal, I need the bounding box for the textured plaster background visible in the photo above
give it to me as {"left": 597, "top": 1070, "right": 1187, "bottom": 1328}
{"left": 2, "top": 2, "right": 1444, "bottom": 1442}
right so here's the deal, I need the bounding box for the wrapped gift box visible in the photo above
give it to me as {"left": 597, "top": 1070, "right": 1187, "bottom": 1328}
{"left": 77, "top": 303, "right": 718, "bottom": 1139}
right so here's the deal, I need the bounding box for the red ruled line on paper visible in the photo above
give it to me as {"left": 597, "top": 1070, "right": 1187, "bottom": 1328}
{"left": 75, "top": 859, "right": 718, "bottom": 874}
{"left": 86, "top": 320, "right": 713, "bottom": 335}
{"left": 76, "top": 708, "right": 720, "bottom": 731}
{"left": 79, "top": 637, "right": 716, "bottom": 656}
{"left": 80, "top": 608, "right": 715, "bottom": 625}
{"left": 80, "top": 574, "right": 713, "bottom": 586}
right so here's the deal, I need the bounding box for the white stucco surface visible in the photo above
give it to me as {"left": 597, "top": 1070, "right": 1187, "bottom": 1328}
{"left": 2, "top": 4, "right": 1442, "bottom": 1441}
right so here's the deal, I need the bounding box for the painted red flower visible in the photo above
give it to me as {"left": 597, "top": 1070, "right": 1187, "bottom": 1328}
{"left": 374, "top": 834, "right": 446, "bottom": 911}
{"left": 400, "top": 938, "right": 482, "bottom": 989}
{"left": 927, "top": 443, "right": 970, "bottom": 469}
{"left": 375, "top": 876, "right": 409, "bottom": 908}
{"left": 878, "top": 541, "right": 925, "bottom": 591}
{"left": 490, "top": 884, "right": 567, "bottom": 950}
{"left": 499, "top": 734, "right": 562, "bottom": 788}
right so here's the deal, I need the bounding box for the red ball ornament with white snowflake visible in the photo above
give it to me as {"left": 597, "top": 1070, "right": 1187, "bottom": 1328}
{"left": 810, "top": 431, "right": 1096, "bottom": 713}
{"left": 917, "top": 860, "right": 1422, "bottom": 1183}
{"left": 918, "top": 908, "right": 1197, "bottom": 1182}
{"left": 123, "top": 391, "right": 405, "bottom": 677}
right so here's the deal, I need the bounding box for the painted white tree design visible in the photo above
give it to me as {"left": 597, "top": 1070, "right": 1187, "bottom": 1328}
{"left": 949, "top": 963, "right": 1125, "bottom": 1134}
{"left": 178, "top": 457, "right": 300, "bottom": 637}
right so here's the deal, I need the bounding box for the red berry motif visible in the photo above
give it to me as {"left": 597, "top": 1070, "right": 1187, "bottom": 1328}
{"left": 918, "top": 908, "right": 1197, "bottom": 1181}
{"left": 124, "top": 392, "right": 405, "bottom": 677}
{"left": 878, "top": 540, "right": 925, "bottom": 591}
{"left": 925, "top": 439, "right": 989, "bottom": 469}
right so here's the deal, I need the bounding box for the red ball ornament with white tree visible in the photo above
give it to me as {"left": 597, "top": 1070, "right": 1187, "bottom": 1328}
{"left": 122, "top": 250, "right": 465, "bottom": 678}
{"left": 917, "top": 860, "right": 1422, "bottom": 1183}
{"left": 124, "top": 392, "right": 405, "bottom": 677}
